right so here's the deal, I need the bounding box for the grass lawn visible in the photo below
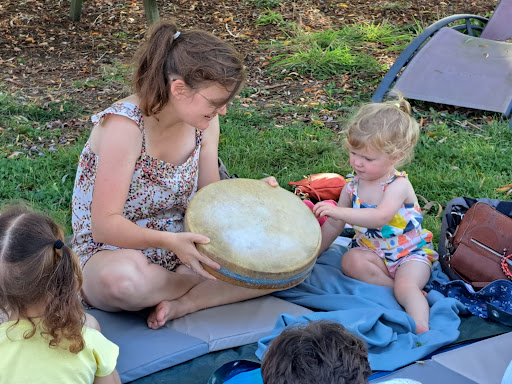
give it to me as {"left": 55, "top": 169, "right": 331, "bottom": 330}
{"left": 1, "top": 21, "right": 511, "bottom": 248}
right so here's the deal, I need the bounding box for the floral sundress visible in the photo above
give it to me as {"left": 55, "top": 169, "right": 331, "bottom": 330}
{"left": 346, "top": 171, "right": 438, "bottom": 277}
{"left": 71, "top": 101, "right": 203, "bottom": 271}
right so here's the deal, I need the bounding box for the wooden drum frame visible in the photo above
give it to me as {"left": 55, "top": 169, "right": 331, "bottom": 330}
{"left": 185, "top": 178, "right": 322, "bottom": 289}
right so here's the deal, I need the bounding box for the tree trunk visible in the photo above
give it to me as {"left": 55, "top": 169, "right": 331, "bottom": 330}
{"left": 143, "top": 0, "right": 160, "bottom": 25}
{"left": 70, "top": 0, "right": 83, "bottom": 22}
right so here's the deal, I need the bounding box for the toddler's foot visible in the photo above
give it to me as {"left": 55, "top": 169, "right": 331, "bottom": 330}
{"left": 415, "top": 323, "right": 429, "bottom": 334}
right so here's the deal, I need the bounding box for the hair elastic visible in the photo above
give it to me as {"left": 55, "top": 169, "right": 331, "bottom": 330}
{"left": 54, "top": 240, "right": 65, "bottom": 250}
{"left": 173, "top": 31, "right": 181, "bottom": 40}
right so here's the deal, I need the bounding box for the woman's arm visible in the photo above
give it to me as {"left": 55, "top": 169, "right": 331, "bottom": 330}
{"left": 88, "top": 114, "right": 219, "bottom": 278}
{"left": 197, "top": 115, "right": 221, "bottom": 190}
{"left": 89, "top": 114, "right": 165, "bottom": 249}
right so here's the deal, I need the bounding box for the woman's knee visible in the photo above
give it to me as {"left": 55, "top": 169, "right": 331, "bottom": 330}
{"left": 83, "top": 250, "right": 148, "bottom": 304}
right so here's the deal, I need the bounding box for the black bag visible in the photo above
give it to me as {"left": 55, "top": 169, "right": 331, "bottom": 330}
{"left": 218, "top": 157, "right": 238, "bottom": 180}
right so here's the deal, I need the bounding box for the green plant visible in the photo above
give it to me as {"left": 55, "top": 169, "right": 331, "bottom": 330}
{"left": 70, "top": 63, "right": 132, "bottom": 96}
{"left": 0, "top": 92, "right": 85, "bottom": 158}
{"left": 271, "top": 42, "right": 382, "bottom": 79}
{"left": 252, "top": 0, "right": 281, "bottom": 8}
{"left": 113, "top": 31, "right": 128, "bottom": 39}
{"left": 256, "top": 9, "right": 286, "bottom": 26}
{"left": 267, "top": 23, "right": 411, "bottom": 78}
{"left": 100, "top": 62, "right": 132, "bottom": 84}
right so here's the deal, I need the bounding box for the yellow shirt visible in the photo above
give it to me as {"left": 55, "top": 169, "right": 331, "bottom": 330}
{"left": 0, "top": 319, "right": 119, "bottom": 384}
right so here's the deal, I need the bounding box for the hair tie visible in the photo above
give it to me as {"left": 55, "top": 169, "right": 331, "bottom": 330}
{"left": 173, "top": 31, "right": 181, "bottom": 40}
{"left": 54, "top": 240, "right": 65, "bottom": 250}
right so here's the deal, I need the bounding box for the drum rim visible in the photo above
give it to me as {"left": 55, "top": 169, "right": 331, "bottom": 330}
{"left": 185, "top": 178, "right": 322, "bottom": 286}
{"left": 203, "top": 261, "right": 315, "bottom": 289}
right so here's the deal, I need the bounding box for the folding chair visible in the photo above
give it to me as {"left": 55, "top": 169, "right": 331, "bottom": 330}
{"left": 372, "top": 0, "right": 512, "bottom": 127}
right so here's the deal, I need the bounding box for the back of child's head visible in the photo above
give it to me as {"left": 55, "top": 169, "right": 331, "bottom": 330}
{"left": 346, "top": 92, "right": 419, "bottom": 166}
{"left": 261, "top": 320, "right": 372, "bottom": 384}
{"left": 0, "top": 204, "right": 85, "bottom": 353}
{"left": 133, "top": 19, "right": 246, "bottom": 116}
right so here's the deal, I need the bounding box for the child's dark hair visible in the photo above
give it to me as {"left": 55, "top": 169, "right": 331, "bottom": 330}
{"left": 346, "top": 92, "right": 419, "bottom": 167}
{"left": 0, "top": 205, "right": 85, "bottom": 353}
{"left": 133, "top": 19, "right": 246, "bottom": 116}
{"left": 261, "top": 320, "right": 372, "bottom": 384}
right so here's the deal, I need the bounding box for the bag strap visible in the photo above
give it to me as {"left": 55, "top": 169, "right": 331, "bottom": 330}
{"left": 416, "top": 194, "right": 443, "bottom": 218}
{"left": 291, "top": 175, "right": 322, "bottom": 201}
{"left": 502, "top": 253, "right": 512, "bottom": 280}
{"left": 305, "top": 175, "right": 323, "bottom": 201}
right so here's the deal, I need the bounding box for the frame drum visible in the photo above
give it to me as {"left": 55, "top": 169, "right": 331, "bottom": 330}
{"left": 185, "top": 178, "right": 321, "bottom": 289}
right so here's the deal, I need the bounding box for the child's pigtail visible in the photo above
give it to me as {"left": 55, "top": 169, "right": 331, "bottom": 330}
{"left": 385, "top": 90, "right": 411, "bottom": 116}
{"left": 43, "top": 239, "right": 85, "bottom": 354}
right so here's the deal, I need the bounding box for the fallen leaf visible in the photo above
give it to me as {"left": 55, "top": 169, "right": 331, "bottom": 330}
{"left": 8, "top": 151, "right": 23, "bottom": 158}
{"left": 497, "top": 183, "right": 512, "bottom": 192}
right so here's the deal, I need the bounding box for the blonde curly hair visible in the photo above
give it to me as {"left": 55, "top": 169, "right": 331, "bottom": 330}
{"left": 345, "top": 92, "right": 419, "bottom": 166}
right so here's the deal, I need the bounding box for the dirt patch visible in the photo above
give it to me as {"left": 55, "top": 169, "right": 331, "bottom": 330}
{"left": 1, "top": 0, "right": 498, "bottom": 127}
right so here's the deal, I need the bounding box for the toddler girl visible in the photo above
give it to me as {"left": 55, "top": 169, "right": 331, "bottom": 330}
{"left": 313, "top": 95, "right": 438, "bottom": 334}
{"left": 0, "top": 205, "right": 120, "bottom": 383}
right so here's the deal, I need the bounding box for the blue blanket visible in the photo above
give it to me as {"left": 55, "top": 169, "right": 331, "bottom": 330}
{"left": 258, "top": 244, "right": 467, "bottom": 372}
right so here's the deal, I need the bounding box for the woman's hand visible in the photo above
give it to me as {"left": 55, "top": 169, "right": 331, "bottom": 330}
{"left": 168, "top": 232, "right": 221, "bottom": 280}
{"left": 260, "top": 176, "right": 279, "bottom": 187}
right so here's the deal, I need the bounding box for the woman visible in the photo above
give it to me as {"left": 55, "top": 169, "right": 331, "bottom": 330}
{"left": 72, "top": 20, "right": 277, "bottom": 330}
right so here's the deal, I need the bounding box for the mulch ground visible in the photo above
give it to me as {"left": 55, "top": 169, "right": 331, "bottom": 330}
{"left": 0, "top": 0, "right": 498, "bottom": 139}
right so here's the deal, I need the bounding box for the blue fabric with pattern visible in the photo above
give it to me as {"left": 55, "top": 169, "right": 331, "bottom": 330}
{"left": 428, "top": 278, "right": 512, "bottom": 324}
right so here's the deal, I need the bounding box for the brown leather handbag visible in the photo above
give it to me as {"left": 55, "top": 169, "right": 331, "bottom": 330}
{"left": 445, "top": 202, "right": 512, "bottom": 289}
{"left": 288, "top": 173, "right": 345, "bottom": 202}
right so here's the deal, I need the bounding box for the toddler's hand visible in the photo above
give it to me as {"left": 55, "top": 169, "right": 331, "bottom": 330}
{"left": 169, "top": 232, "right": 220, "bottom": 280}
{"left": 313, "top": 201, "right": 344, "bottom": 221}
{"left": 304, "top": 200, "right": 337, "bottom": 226}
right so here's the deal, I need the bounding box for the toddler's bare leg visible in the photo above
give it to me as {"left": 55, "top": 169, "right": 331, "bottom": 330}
{"left": 393, "top": 261, "right": 432, "bottom": 333}
{"left": 341, "top": 248, "right": 394, "bottom": 287}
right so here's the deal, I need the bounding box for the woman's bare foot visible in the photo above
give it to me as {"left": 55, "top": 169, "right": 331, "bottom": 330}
{"left": 147, "top": 298, "right": 193, "bottom": 329}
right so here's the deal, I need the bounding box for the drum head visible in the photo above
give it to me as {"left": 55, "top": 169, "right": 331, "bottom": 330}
{"left": 185, "top": 178, "right": 321, "bottom": 289}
